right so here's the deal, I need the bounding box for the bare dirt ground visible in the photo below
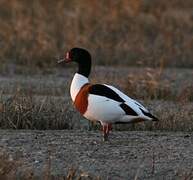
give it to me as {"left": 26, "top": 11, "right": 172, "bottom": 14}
{"left": 0, "top": 130, "right": 193, "bottom": 179}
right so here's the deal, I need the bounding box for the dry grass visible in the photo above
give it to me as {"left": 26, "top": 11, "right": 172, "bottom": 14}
{"left": 126, "top": 66, "right": 173, "bottom": 100}
{"left": 0, "top": 89, "right": 76, "bottom": 130}
{"left": 0, "top": 151, "right": 100, "bottom": 180}
{"left": 0, "top": 151, "right": 21, "bottom": 179}
{"left": 177, "top": 85, "right": 193, "bottom": 103}
{"left": 0, "top": 0, "right": 193, "bottom": 68}
{"left": 0, "top": 66, "right": 192, "bottom": 131}
{"left": 125, "top": 67, "right": 193, "bottom": 101}
{"left": 0, "top": 86, "right": 193, "bottom": 131}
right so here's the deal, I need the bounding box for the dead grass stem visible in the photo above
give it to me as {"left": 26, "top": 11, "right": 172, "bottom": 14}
{"left": 0, "top": 0, "right": 192, "bottom": 68}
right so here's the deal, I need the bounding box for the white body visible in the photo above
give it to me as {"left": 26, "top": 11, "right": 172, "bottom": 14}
{"left": 71, "top": 73, "right": 154, "bottom": 125}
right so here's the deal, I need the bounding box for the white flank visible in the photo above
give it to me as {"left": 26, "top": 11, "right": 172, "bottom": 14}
{"left": 84, "top": 94, "right": 125, "bottom": 123}
{"left": 70, "top": 75, "right": 154, "bottom": 124}
{"left": 84, "top": 84, "right": 154, "bottom": 124}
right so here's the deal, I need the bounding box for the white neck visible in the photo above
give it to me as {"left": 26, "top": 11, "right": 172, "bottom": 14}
{"left": 70, "top": 73, "right": 89, "bottom": 102}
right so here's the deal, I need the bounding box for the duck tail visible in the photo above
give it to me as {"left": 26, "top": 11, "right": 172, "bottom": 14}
{"left": 152, "top": 116, "right": 159, "bottom": 121}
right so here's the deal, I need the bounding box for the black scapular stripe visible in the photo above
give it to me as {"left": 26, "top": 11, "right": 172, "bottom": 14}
{"left": 120, "top": 103, "right": 138, "bottom": 116}
{"left": 140, "top": 108, "right": 159, "bottom": 121}
{"left": 89, "top": 84, "right": 124, "bottom": 102}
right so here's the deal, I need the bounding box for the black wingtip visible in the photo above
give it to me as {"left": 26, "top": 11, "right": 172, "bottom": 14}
{"left": 140, "top": 108, "right": 159, "bottom": 121}
{"left": 152, "top": 116, "right": 159, "bottom": 121}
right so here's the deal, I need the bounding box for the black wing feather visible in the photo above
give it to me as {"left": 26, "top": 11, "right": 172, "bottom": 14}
{"left": 89, "top": 84, "right": 125, "bottom": 102}
{"left": 140, "top": 108, "right": 159, "bottom": 121}
{"left": 120, "top": 103, "right": 138, "bottom": 116}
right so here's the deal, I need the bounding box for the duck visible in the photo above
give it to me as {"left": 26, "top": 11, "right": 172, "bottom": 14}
{"left": 58, "top": 47, "right": 158, "bottom": 141}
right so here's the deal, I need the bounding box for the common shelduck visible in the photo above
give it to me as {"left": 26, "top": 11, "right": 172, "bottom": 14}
{"left": 58, "top": 48, "right": 158, "bottom": 141}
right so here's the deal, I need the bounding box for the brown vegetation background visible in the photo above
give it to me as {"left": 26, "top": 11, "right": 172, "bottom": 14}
{"left": 0, "top": 0, "right": 193, "bottom": 67}
{"left": 0, "top": 0, "right": 193, "bottom": 130}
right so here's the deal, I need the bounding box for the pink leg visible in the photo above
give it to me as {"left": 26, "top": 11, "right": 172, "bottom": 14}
{"left": 102, "top": 123, "right": 112, "bottom": 141}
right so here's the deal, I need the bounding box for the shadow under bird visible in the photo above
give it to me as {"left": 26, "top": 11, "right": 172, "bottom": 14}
{"left": 58, "top": 47, "right": 158, "bottom": 141}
